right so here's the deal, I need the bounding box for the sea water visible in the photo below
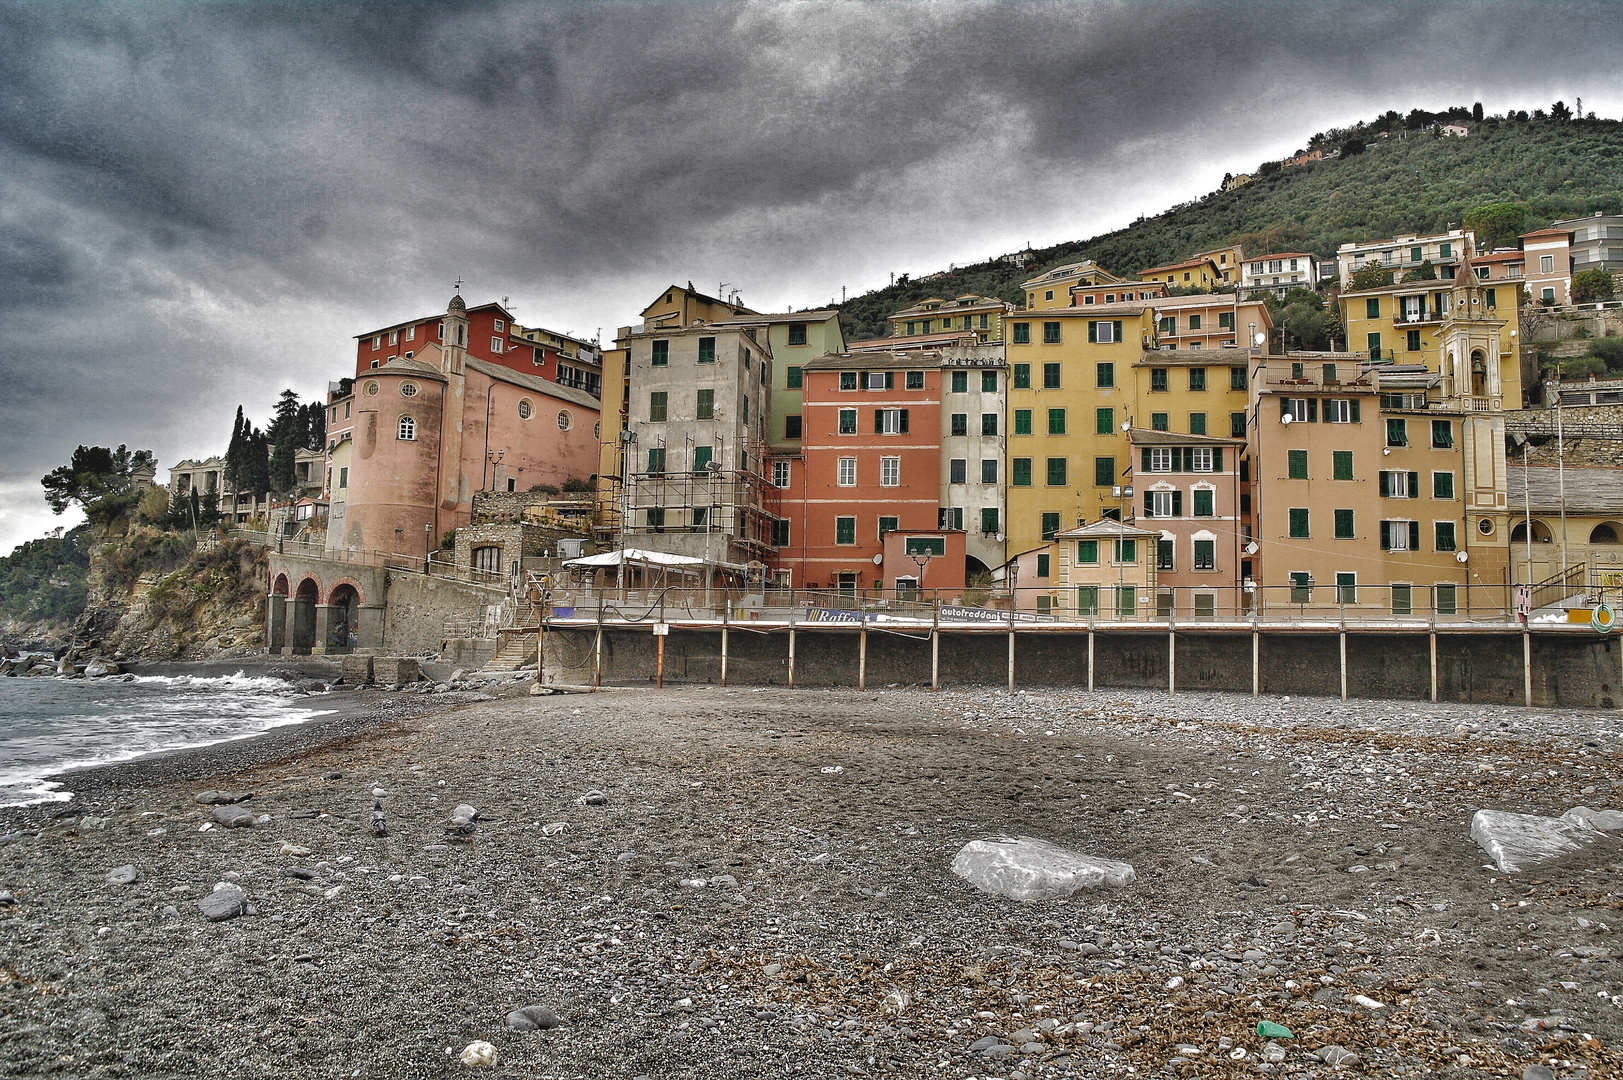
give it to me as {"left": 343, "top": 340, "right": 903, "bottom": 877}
{"left": 0, "top": 670, "right": 323, "bottom": 806}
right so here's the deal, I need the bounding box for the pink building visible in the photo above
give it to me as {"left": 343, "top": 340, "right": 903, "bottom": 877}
{"left": 326, "top": 294, "right": 601, "bottom": 558}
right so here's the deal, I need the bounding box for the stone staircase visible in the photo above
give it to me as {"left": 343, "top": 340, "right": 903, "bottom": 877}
{"left": 482, "top": 630, "right": 536, "bottom": 671}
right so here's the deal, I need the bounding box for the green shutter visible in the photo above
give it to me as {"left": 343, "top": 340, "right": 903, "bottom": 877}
{"left": 1087, "top": 321, "right": 1097, "bottom": 343}
{"left": 1409, "top": 521, "right": 1421, "bottom": 550}
{"left": 1350, "top": 399, "right": 1361, "bottom": 423}
{"left": 1143, "top": 491, "right": 1153, "bottom": 518}
{"left": 1307, "top": 398, "right": 1318, "bottom": 422}
{"left": 1212, "top": 448, "right": 1223, "bottom": 471}
{"left": 1172, "top": 491, "right": 1183, "bottom": 517}
{"left": 1378, "top": 472, "right": 1390, "bottom": 497}
{"left": 1379, "top": 521, "right": 1391, "bottom": 549}
{"left": 1113, "top": 321, "right": 1123, "bottom": 343}
{"left": 1141, "top": 449, "right": 1152, "bottom": 473}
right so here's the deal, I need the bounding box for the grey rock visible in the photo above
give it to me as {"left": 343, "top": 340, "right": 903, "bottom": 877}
{"left": 451, "top": 804, "right": 478, "bottom": 824}
{"left": 83, "top": 657, "right": 119, "bottom": 677}
{"left": 0, "top": 890, "right": 16, "bottom": 905}
{"left": 212, "top": 805, "right": 255, "bottom": 828}
{"left": 581, "top": 789, "right": 608, "bottom": 806}
{"left": 197, "top": 883, "right": 247, "bottom": 922}
{"left": 506, "top": 1006, "right": 562, "bottom": 1031}
{"left": 105, "top": 864, "right": 139, "bottom": 885}
{"left": 1523, "top": 1066, "right": 1557, "bottom": 1080}
{"left": 968, "top": 1036, "right": 1002, "bottom": 1052}
{"left": 1316, "top": 1045, "right": 1360, "bottom": 1067}
{"left": 194, "top": 790, "right": 248, "bottom": 805}
{"left": 158, "top": 905, "right": 180, "bottom": 919}
{"left": 950, "top": 836, "right": 1135, "bottom": 900}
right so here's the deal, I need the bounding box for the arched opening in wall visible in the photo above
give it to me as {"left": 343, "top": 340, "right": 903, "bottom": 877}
{"left": 1510, "top": 519, "right": 1555, "bottom": 545}
{"left": 1590, "top": 523, "right": 1622, "bottom": 545}
{"left": 1470, "top": 349, "right": 1487, "bottom": 397}
{"left": 328, "top": 584, "right": 361, "bottom": 653}
{"left": 472, "top": 546, "right": 502, "bottom": 574}
{"left": 291, "top": 577, "right": 320, "bottom": 654}
{"left": 272, "top": 573, "right": 289, "bottom": 596}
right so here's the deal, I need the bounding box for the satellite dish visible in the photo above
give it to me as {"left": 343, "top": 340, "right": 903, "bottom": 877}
{"left": 1456, "top": 550, "right": 1469, "bottom": 564}
{"left": 1253, "top": 332, "right": 1267, "bottom": 346}
{"left": 1245, "top": 541, "right": 1259, "bottom": 555}
{"left": 1382, "top": 447, "right": 1391, "bottom": 456}
{"left": 1281, "top": 414, "right": 1294, "bottom": 425}
{"left": 872, "top": 553, "right": 884, "bottom": 565}
{"left": 1120, "top": 421, "right": 1131, "bottom": 432}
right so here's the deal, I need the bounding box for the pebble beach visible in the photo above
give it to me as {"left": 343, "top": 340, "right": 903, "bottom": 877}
{"left": 1, "top": 681, "right": 1620, "bottom": 1079}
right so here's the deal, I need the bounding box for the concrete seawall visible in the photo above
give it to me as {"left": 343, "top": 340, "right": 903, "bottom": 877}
{"left": 538, "top": 623, "right": 1623, "bottom": 709}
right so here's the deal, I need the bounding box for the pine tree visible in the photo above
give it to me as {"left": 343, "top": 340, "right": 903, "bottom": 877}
{"left": 305, "top": 401, "right": 326, "bottom": 452}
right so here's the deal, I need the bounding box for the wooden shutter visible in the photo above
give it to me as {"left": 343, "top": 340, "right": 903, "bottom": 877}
{"left": 899, "top": 409, "right": 909, "bottom": 434}
{"left": 1280, "top": 397, "right": 1290, "bottom": 420}
{"left": 1350, "top": 399, "right": 1361, "bottom": 423}
{"left": 1143, "top": 491, "right": 1154, "bottom": 518}
{"left": 873, "top": 410, "right": 884, "bottom": 434}
{"left": 1407, "top": 472, "right": 1420, "bottom": 499}
{"left": 1379, "top": 472, "right": 1390, "bottom": 497}
{"left": 1379, "top": 521, "right": 1391, "bottom": 550}
{"left": 1212, "top": 448, "right": 1223, "bottom": 471}
{"left": 1113, "top": 321, "right": 1123, "bottom": 343}
{"left": 885, "top": 372, "right": 895, "bottom": 389}
{"left": 1172, "top": 491, "right": 1183, "bottom": 517}
{"left": 1408, "top": 521, "right": 1421, "bottom": 550}
{"left": 1142, "top": 448, "right": 1153, "bottom": 472}
{"left": 1307, "top": 398, "right": 1318, "bottom": 422}
{"left": 1088, "top": 321, "right": 1097, "bottom": 343}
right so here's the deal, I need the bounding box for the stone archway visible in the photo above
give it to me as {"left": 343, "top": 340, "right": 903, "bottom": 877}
{"left": 326, "top": 583, "right": 361, "bottom": 654}
{"left": 290, "top": 577, "right": 321, "bottom": 654}
{"left": 267, "top": 573, "right": 292, "bottom": 652}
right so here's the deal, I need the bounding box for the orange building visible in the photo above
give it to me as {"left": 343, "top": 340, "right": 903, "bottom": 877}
{"left": 780, "top": 352, "right": 961, "bottom": 594}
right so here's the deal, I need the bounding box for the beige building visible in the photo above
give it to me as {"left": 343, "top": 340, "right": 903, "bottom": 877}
{"left": 1021, "top": 260, "right": 1124, "bottom": 310}
{"left": 1507, "top": 463, "right": 1623, "bottom": 592}
{"left": 888, "top": 295, "right": 1012, "bottom": 342}
{"left": 1250, "top": 352, "right": 1511, "bottom": 617}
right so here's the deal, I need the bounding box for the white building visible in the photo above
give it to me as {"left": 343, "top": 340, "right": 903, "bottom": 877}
{"left": 1335, "top": 228, "right": 1475, "bottom": 288}
{"left": 1239, "top": 252, "right": 1319, "bottom": 298}
{"left": 936, "top": 343, "right": 1007, "bottom": 578}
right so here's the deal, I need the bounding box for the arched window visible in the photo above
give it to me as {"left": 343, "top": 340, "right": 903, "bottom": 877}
{"left": 398, "top": 416, "right": 416, "bottom": 441}
{"left": 1591, "top": 523, "right": 1620, "bottom": 544}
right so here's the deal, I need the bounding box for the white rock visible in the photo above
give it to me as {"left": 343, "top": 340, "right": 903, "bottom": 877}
{"left": 458, "top": 1041, "right": 496, "bottom": 1067}
{"left": 1562, "top": 806, "right": 1623, "bottom": 832}
{"left": 1350, "top": 994, "right": 1385, "bottom": 1009}
{"left": 1470, "top": 809, "right": 1601, "bottom": 873}
{"left": 949, "top": 836, "right": 1135, "bottom": 900}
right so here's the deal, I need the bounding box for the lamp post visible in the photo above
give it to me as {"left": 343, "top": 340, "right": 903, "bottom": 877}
{"left": 909, "top": 550, "right": 934, "bottom": 604}
{"left": 425, "top": 521, "right": 434, "bottom": 568}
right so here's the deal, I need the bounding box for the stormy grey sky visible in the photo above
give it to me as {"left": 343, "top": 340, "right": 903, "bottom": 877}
{"left": 2, "top": 0, "right": 1620, "bottom": 552}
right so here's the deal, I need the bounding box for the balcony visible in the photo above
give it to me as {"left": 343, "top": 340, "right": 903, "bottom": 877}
{"left": 1464, "top": 395, "right": 1501, "bottom": 413}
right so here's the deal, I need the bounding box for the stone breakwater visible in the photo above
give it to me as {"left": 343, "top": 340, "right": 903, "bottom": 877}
{"left": 0, "top": 685, "right": 1620, "bottom": 1079}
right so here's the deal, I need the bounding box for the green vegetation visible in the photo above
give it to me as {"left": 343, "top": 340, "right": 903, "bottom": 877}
{"left": 836, "top": 107, "right": 1622, "bottom": 340}
{"left": 41, "top": 445, "right": 156, "bottom": 527}
{"left": 1573, "top": 268, "right": 1617, "bottom": 303}
{"left": 0, "top": 529, "right": 91, "bottom": 624}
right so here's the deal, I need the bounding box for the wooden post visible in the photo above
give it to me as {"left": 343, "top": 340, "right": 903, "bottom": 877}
{"left": 1007, "top": 627, "right": 1016, "bottom": 694}
{"left": 1523, "top": 628, "right": 1533, "bottom": 706}
{"left": 720, "top": 603, "right": 729, "bottom": 688}
{"left": 1251, "top": 627, "right": 1260, "bottom": 697}
{"left": 1429, "top": 631, "right": 1438, "bottom": 703}
{"left": 593, "top": 603, "right": 603, "bottom": 688}
{"left": 858, "top": 623, "right": 868, "bottom": 691}
{"left": 930, "top": 606, "right": 940, "bottom": 691}
{"left": 655, "top": 628, "right": 665, "bottom": 689}
{"left": 787, "top": 615, "right": 797, "bottom": 689}
{"left": 1167, "top": 628, "right": 1176, "bottom": 694}
{"left": 1087, "top": 623, "right": 1095, "bottom": 693}
{"left": 1339, "top": 629, "right": 1348, "bottom": 701}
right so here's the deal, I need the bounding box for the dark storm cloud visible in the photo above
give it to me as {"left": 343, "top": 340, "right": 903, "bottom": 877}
{"left": 1, "top": 0, "right": 1620, "bottom": 548}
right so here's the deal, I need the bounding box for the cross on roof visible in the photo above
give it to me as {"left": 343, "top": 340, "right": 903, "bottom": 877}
{"left": 453, "top": 276, "right": 464, "bottom": 293}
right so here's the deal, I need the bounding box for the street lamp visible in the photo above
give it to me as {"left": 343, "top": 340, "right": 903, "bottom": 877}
{"left": 909, "top": 550, "right": 934, "bottom": 602}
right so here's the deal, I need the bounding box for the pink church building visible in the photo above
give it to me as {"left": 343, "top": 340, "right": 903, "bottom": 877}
{"left": 325, "top": 293, "right": 602, "bottom": 559}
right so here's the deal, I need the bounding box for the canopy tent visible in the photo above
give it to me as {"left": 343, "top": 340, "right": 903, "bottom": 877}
{"left": 563, "top": 548, "right": 709, "bottom": 573}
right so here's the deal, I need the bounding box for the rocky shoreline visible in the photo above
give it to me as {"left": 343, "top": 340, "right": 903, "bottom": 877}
{"left": 1, "top": 684, "right": 1620, "bottom": 1079}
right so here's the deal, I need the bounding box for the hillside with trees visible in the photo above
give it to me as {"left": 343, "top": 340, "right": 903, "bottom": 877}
{"left": 836, "top": 104, "right": 1623, "bottom": 340}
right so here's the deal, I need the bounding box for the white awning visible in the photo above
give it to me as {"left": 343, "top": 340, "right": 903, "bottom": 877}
{"left": 563, "top": 548, "right": 708, "bottom": 571}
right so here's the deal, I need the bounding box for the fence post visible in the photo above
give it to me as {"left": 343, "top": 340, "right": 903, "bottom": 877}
{"left": 787, "top": 612, "right": 797, "bottom": 689}
{"left": 859, "top": 621, "right": 868, "bottom": 691}
{"left": 1087, "top": 614, "right": 1095, "bottom": 693}
{"left": 1251, "top": 608, "right": 1261, "bottom": 698}
{"left": 720, "top": 600, "right": 729, "bottom": 688}
{"left": 593, "top": 601, "right": 603, "bottom": 688}
{"left": 1429, "top": 600, "right": 1438, "bottom": 703}
{"left": 1167, "top": 594, "right": 1176, "bottom": 695}
{"left": 930, "top": 605, "right": 940, "bottom": 691}
{"left": 1523, "top": 628, "right": 1533, "bottom": 706}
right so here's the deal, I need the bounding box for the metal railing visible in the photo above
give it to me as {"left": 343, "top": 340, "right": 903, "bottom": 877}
{"left": 511, "top": 582, "right": 1597, "bottom": 630}
{"left": 234, "top": 528, "right": 510, "bottom": 591}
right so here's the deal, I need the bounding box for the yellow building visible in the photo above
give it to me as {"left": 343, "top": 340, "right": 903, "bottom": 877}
{"left": 1138, "top": 255, "right": 1224, "bottom": 292}
{"left": 1021, "top": 260, "right": 1124, "bottom": 310}
{"left": 888, "top": 295, "right": 1012, "bottom": 342}
{"left": 1003, "top": 305, "right": 1158, "bottom": 555}
{"left": 1149, "top": 294, "right": 1272, "bottom": 351}
{"left": 1194, "top": 244, "right": 1246, "bottom": 288}
{"left": 1338, "top": 257, "right": 1522, "bottom": 408}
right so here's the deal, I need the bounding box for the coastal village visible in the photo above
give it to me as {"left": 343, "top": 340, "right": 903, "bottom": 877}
{"left": 147, "top": 212, "right": 1623, "bottom": 684}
